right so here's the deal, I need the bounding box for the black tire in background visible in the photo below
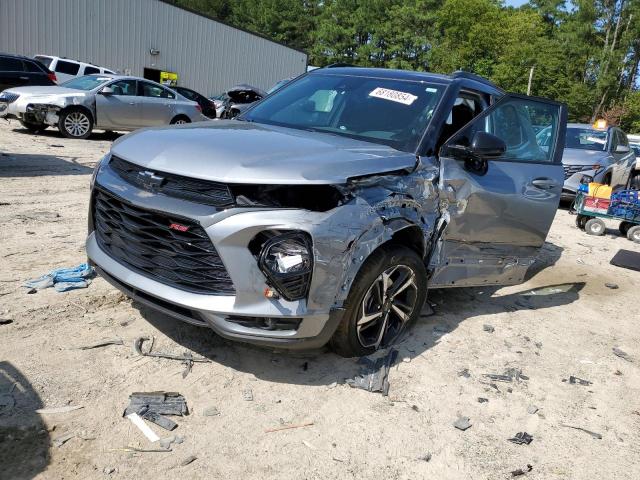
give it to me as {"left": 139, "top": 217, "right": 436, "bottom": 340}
{"left": 330, "top": 244, "right": 427, "bottom": 358}
{"left": 575, "top": 215, "right": 588, "bottom": 230}
{"left": 58, "top": 107, "right": 93, "bottom": 139}
{"left": 629, "top": 173, "right": 640, "bottom": 190}
{"left": 170, "top": 115, "right": 191, "bottom": 125}
{"left": 619, "top": 221, "right": 633, "bottom": 236}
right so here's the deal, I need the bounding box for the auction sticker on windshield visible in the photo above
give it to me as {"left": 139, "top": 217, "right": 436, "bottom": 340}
{"left": 369, "top": 87, "right": 417, "bottom": 106}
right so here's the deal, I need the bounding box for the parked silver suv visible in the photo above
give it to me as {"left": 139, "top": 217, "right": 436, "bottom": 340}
{"left": 87, "top": 68, "right": 567, "bottom": 357}
{"left": 0, "top": 74, "right": 206, "bottom": 138}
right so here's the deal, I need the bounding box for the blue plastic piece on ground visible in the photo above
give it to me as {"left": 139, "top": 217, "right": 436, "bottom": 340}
{"left": 24, "top": 263, "right": 95, "bottom": 292}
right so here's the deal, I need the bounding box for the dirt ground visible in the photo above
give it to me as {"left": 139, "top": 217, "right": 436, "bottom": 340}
{"left": 1, "top": 118, "right": 639, "bottom": 480}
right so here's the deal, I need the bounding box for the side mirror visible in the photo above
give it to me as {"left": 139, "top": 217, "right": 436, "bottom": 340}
{"left": 99, "top": 86, "right": 114, "bottom": 95}
{"left": 471, "top": 131, "right": 506, "bottom": 158}
{"left": 615, "top": 144, "right": 630, "bottom": 154}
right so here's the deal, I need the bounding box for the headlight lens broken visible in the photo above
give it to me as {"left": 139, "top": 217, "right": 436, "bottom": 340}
{"left": 255, "top": 231, "right": 313, "bottom": 301}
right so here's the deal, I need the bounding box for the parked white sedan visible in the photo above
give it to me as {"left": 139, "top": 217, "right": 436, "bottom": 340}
{"left": 0, "top": 74, "right": 207, "bottom": 138}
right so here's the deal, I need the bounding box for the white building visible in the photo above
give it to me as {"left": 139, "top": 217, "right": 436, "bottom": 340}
{"left": 0, "top": 0, "right": 308, "bottom": 95}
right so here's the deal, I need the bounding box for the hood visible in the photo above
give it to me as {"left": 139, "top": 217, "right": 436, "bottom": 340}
{"left": 562, "top": 148, "right": 612, "bottom": 166}
{"left": 2, "top": 85, "right": 89, "bottom": 99}
{"left": 110, "top": 121, "right": 417, "bottom": 184}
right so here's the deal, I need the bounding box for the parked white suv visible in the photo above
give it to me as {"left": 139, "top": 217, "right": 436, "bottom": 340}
{"left": 34, "top": 55, "right": 115, "bottom": 84}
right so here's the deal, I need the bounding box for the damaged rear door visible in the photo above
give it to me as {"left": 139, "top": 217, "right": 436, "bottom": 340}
{"left": 430, "top": 94, "right": 567, "bottom": 287}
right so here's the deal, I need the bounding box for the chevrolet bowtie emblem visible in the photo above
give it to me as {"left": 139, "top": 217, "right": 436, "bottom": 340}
{"left": 138, "top": 170, "right": 165, "bottom": 190}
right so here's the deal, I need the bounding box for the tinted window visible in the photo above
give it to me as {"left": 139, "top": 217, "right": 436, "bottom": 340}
{"left": 84, "top": 66, "right": 100, "bottom": 75}
{"left": 617, "top": 130, "right": 629, "bottom": 147}
{"left": 0, "top": 57, "right": 25, "bottom": 72}
{"left": 60, "top": 75, "right": 110, "bottom": 90}
{"left": 55, "top": 60, "right": 80, "bottom": 75}
{"left": 565, "top": 127, "right": 607, "bottom": 151}
{"left": 104, "top": 69, "right": 115, "bottom": 74}
{"left": 245, "top": 74, "right": 444, "bottom": 152}
{"left": 139, "top": 82, "right": 175, "bottom": 99}
{"left": 34, "top": 56, "right": 53, "bottom": 68}
{"left": 110, "top": 80, "right": 137, "bottom": 96}
{"left": 24, "top": 61, "right": 45, "bottom": 73}
{"left": 445, "top": 97, "right": 560, "bottom": 163}
{"left": 177, "top": 88, "right": 196, "bottom": 100}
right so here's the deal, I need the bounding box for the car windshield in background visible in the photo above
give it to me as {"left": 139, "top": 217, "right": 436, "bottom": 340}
{"left": 244, "top": 73, "right": 445, "bottom": 152}
{"left": 60, "top": 75, "right": 110, "bottom": 91}
{"left": 565, "top": 127, "right": 607, "bottom": 151}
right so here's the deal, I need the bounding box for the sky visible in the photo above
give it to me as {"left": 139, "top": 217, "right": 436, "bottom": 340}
{"left": 506, "top": 0, "right": 529, "bottom": 6}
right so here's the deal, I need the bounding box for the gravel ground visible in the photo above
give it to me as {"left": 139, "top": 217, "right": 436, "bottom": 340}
{"left": 1, "top": 119, "right": 639, "bottom": 480}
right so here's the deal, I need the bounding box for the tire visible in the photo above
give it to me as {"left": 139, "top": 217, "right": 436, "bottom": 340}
{"left": 19, "top": 120, "right": 47, "bottom": 133}
{"left": 575, "top": 215, "right": 588, "bottom": 230}
{"left": 585, "top": 218, "right": 606, "bottom": 236}
{"left": 170, "top": 116, "right": 191, "bottom": 125}
{"left": 329, "top": 244, "right": 427, "bottom": 357}
{"left": 627, "top": 225, "right": 640, "bottom": 243}
{"left": 58, "top": 107, "right": 93, "bottom": 139}
{"left": 620, "top": 221, "right": 633, "bottom": 236}
{"left": 603, "top": 173, "right": 612, "bottom": 186}
{"left": 629, "top": 173, "right": 640, "bottom": 190}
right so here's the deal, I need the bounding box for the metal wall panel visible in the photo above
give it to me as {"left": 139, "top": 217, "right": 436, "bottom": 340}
{"left": 0, "top": 0, "right": 308, "bottom": 95}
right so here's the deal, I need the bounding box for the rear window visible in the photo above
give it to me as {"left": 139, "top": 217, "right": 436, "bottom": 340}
{"left": 0, "top": 57, "right": 24, "bottom": 72}
{"left": 55, "top": 60, "right": 80, "bottom": 76}
{"left": 34, "top": 56, "right": 53, "bottom": 68}
{"left": 84, "top": 66, "right": 100, "bottom": 75}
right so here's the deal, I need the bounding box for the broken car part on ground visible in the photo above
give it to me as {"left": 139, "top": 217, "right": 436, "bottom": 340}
{"left": 85, "top": 66, "right": 568, "bottom": 357}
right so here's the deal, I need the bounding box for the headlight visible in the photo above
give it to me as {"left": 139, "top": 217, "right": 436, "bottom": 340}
{"left": 255, "top": 231, "right": 313, "bottom": 301}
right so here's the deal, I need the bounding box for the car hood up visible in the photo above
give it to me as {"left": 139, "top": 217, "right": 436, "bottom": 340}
{"left": 1, "top": 85, "right": 89, "bottom": 98}
{"left": 110, "top": 121, "right": 417, "bottom": 184}
{"left": 562, "top": 148, "right": 612, "bottom": 166}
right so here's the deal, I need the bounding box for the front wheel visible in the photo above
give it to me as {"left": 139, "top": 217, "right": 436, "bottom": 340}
{"left": 330, "top": 245, "right": 427, "bottom": 357}
{"left": 58, "top": 108, "right": 93, "bottom": 139}
{"left": 629, "top": 173, "right": 640, "bottom": 190}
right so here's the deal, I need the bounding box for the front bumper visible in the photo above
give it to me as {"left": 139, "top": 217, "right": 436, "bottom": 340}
{"left": 0, "top": 97, "right": 60, "bottom": 125}
{"left": 85, "top": 160, "right": 369, "bottom": 349}
{"left": 562, "top": 165, "right": 608, "bottom": 200}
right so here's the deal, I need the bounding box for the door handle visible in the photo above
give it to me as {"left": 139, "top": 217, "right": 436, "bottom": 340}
{"left": 531, "top": 178, "right": 557, "bottom": 190}
{"left": 128, "top": 102, "right": 136, "bottom": 105}
{"left": 19, "top": 76, "right": 29, "bottom": 80}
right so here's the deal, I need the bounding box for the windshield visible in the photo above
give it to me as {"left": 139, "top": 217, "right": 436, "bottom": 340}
{"left": 565, "top": 127, "right": 608, "bottom": 151}
{"left": 60, "top": 75, "right": 111, "bottom": 91}
{"left": 243, "top": 73, "right": 445, "bottom": 152}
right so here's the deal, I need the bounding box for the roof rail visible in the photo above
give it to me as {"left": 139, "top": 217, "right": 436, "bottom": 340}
{"left": 322, "top": 63, "right": 358, "bottom": 69}
{"left": 451, "top": 70, "right": 497, "bottom": 87}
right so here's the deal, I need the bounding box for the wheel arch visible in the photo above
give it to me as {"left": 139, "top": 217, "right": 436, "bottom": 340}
{"left": 59, "top": 103, "right": 95, "bottom": 123}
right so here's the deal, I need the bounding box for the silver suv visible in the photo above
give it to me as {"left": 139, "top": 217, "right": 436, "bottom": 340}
{"left": 87, "top": 67, "right": 567, "bottom": 357}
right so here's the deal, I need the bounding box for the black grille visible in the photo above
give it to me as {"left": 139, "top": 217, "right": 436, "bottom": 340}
{"left": 109, "top": 156, "right": 234, "bottom": 207}
{"left": 563, "top": 164, "right": 589, "bottom": 180}
{"left": 0, "top": 92, "right": 19, "bottom": 103}
{"left": 93, "top": 187, "right": 235, "bottom": 295}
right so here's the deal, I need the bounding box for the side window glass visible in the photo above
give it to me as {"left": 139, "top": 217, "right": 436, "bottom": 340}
{"left": 0, "top": 57, "right": 25, "bottom": 71}
{"left": 109, "top": 80, "right": 136, "bottom": 96}
{"left": 55, "top": 60, "right": 80, "bottom": 75}
{"left": 618, "top": 130, "right": 629, "bottom": 147}
{"left": 443, "top": 97, "right": 560, "bottom": 163}
{"left": 84, "top": 66, "right": 100, "bottom": 75}
{"left": 139, "top": 82, "right": 175, "bottom": 99}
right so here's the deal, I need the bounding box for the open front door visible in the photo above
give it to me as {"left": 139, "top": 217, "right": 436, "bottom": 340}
{"left": 430, "top": 94, "right": 567, "bottom": 288}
